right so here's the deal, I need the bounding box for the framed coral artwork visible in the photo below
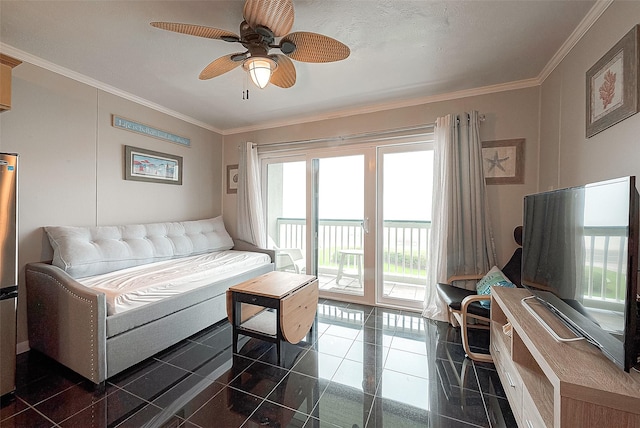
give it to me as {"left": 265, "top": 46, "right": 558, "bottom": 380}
{"left": 586, "top": 25, "right": 640, "bottom": 138}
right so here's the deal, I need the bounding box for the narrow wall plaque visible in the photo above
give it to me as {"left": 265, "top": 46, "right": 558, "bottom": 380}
{"left": 112, "top": 115, "right": 190, "bottom": 146}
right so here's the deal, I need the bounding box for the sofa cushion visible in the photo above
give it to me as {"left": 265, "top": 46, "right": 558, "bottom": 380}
{"left": 105, "top": 263, "right": 274, "bottom": 337}
{"left": 81, "top": 250, "right": 271, "bottom": 315}
{"left": 46, "top": 216, "right": 234, "bottom": 278}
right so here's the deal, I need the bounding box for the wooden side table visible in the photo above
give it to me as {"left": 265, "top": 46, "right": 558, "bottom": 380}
{"left": 226, "top": 271, "right": 318, "bottom": 365}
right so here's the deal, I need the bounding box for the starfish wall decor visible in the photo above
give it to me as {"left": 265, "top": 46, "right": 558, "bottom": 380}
{"left": 481, "top": 139, "right": 525, "bottom": 185}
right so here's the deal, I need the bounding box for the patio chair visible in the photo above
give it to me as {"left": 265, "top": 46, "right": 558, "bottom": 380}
{"left": 435, "top": 226, "right": 522, "bottom": 362}
{"left": 275, "top": 247, "right": 306, "bottom": 274}
{"left": 268, "top": 236, "right": 306, "bottom": 274}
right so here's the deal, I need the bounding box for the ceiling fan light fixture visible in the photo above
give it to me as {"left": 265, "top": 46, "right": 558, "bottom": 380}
{"left": 244, "top": 57, "right": 277, "bottom": 89}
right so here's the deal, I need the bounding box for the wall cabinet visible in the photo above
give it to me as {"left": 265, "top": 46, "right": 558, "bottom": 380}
{"left": 0, "top": 54, "right": 22, "bottom": 112}
{"left": 490, "top": 287, "right": 640, "bottom": 428}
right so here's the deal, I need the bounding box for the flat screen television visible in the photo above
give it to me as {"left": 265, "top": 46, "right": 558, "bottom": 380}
{"left": 522, "top": 176, "right": 639, "bottom": 372}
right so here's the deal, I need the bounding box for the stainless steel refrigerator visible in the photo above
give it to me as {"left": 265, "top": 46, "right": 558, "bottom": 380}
{"left": 0, "top": 153, "right": 18, "bottom": 398}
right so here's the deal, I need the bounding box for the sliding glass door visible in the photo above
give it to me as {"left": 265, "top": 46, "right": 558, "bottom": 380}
{"left": 264, "top": 158, "right": 308, "bottom": 274}
{"left": 262, "top": 139, "right": 433, "bottom": 309}
{"left": 377, "top": 144, "right": 433, "bottom": 309}
{"left": 314, "top": 154, "right": 368, "bottom": 298}
{"left": 263, "top": 149, "right": 374, "bottom": 304}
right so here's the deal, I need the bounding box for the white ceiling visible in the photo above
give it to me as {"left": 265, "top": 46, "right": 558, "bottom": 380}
{"left": 0, "top": 1, "right": 600, "bottom": 134}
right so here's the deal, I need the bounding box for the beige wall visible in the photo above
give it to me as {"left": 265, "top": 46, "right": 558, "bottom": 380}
{"left": 0, "top": 62, "right": 222, "bottom": 346}
{"left": 223, "top": 87, "right": 540, "bottom": 269}
{"left": 540, "top": 1, "right": 640, "bottom": 189}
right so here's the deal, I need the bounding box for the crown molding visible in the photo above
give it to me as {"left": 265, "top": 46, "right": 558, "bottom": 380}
{"left": 0, "top": 41, "right": 540, "bottom": 135}
{"left": 222, "top": 78, "right": 540, "bottom": 135}
{"left": 0, "top": 43, "right": 223, "bottom": 134}
{"left": 537, "top": 0, "right": 613, "bottom": 84}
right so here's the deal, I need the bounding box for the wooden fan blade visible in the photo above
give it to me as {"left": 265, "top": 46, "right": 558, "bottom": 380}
{"left": 199, "top": 54, "right": 243, "bottom": 80}
{"left": 243, "top": 0, "right": 294, "bottom": 37}
{"left": 282, "top": 32, "right": 350, "bottom": 63}
{"left": 151, "top": 22, "right": 239, "bottom": 40}
{"left": 271, "top": 55, "right": 296, "bottom": 88}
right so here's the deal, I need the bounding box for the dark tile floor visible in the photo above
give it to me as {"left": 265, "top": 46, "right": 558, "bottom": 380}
{"left": 0, "top": 300, "right": 516, "bottom": 427}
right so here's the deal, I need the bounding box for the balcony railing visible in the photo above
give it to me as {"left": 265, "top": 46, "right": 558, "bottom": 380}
{"left": 274, "top": 218, "right": 430, "bottom": 283}
{"left": 583, "top": 226, "right": 629, "bottom": 306}
{"left": 274, "top": 219, "right": 629, "bottom": 305}
{"left": 382, "top": 220, "right": 431, "bottom": 282}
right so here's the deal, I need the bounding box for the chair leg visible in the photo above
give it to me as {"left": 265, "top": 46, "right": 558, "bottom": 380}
{"left": 448, "top": 308, "right": 460, "bottom": 328}
{"left": 460, "top": 358, "right": 471, "bottom": 409}
{"left": 336, "top": 252, "right": 346, "bottom": 284}
{"left": 460, "top": 311, "right": 493, "bottom": 363}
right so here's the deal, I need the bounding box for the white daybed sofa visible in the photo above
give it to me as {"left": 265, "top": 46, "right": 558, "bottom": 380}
{"left": 25, "top": 216, "right": 274, "bottom": 384}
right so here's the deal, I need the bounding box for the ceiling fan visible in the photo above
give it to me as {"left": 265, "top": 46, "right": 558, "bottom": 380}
{"left": 150, "top": 0, "right": 350, "bottom": 89}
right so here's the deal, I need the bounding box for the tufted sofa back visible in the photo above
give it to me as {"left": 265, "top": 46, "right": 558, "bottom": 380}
{"left": 45, "top": 216, "right": 234, "bottom": 278}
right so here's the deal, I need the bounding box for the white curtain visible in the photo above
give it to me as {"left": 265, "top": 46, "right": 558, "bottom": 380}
{"left": 423, "top": 111, "right": 497, "bottom": 321}
{"left": 237, "top": 142, "right": 267, "bottom": 247}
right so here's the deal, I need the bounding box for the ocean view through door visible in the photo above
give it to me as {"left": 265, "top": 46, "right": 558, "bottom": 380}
{"left": 265, "top": 159, "right": 308, "bottom": 276}
{"left": 377, "top": 144, "right": 433, "bottom": 309}
{"left": 315, "top": 155, "right": 366, "bottom": 298}
{"left": 264, "top": 154, "right": 369, "bottom": 300}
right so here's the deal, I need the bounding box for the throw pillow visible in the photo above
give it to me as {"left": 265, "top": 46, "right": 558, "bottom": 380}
{"left": 475, "top": 266, "right": 515, "bottom": 307}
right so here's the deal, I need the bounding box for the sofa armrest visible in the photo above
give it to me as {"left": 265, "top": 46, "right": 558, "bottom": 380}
{"left": 232, "top": 238, "right": 276, "bottom": 263}
{"left": 26, "top": 262, "right": 107, "bottom": 384}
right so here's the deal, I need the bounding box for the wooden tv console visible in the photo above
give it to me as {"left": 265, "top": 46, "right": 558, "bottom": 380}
{"left": 490, "top": 287, "right": 640, "bottom": 428}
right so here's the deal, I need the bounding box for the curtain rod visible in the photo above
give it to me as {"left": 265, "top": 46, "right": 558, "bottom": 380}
{"left": 254, "top": 123, "right": 435, "bottom": 150}
{"left": 253, "top": 113, "right": 484, "bottom": 150}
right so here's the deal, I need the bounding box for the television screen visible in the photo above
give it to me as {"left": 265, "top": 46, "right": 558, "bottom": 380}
{"left": 522, "top": 176, "right": 639, "bottom": 371}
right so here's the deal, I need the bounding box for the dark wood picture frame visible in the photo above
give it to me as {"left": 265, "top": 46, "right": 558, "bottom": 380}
{"left": 227, "top": 164, "right": 239, "bottom": 194}
{"left": 124, "top": 145, "right": 183, "bottom": 185}
{"left": 586, "top": 25, "right": 640, "bottom": 138}
{"left": 481, "top": 139, "right": 525, "bottom": 185}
